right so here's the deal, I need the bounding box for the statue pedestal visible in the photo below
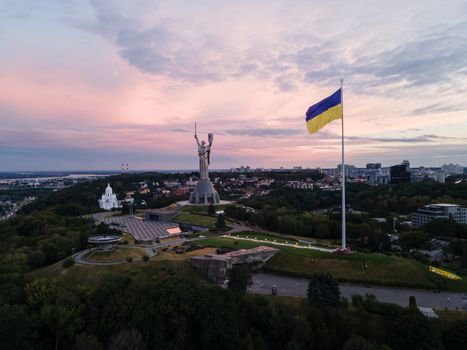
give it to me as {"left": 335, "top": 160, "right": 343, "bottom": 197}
{"left": 189, "top": 179, "right": 220, "bottom": 204}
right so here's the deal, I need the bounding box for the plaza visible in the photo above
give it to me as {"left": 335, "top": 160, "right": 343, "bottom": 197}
{"left": 101, "top": 215, "right": 182, "bottom": 241}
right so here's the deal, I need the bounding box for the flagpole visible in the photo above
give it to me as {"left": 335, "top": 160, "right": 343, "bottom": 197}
{"left": 340, "top": 78, "right": 346, "bottom": 250}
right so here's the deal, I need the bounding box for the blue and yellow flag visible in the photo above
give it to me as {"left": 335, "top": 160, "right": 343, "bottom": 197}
{"left": 305, "top": 89, "right": 342, "bottom": 134}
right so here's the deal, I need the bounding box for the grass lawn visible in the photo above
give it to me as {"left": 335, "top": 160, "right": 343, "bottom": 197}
{"left": 172, "top": 212, "right": 232, "bottom": 229}
{"left": 435, "top": 309, "right": 467, "bottom": 321}
{"left": 197, "top": 236, "right": 389, "bottom": 261}
{"left": 85, "top": 247, "right": 146, "bottom": 262}
{"left": 120, "top": 233, "right": 135, "bottom": 244}
{"left": 28, "top": 250, "right": 210, "bottom": 288}
{"left": 265, "top": 252, "right": 439, "bottom": 289}
{"left": 181, "top": 204, "right": 230, "bottom": 213}
{"left": 234, "top": 231, "right": 298, "bottom": 243}
{"left": 197, "top": 236, "right": 466, "bottom": 291}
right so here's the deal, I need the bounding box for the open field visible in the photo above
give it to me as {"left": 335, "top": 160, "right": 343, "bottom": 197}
{"left": 265, "top": 252, "right": 439, "bottom": 289}
{"left": 172, "top": 212, "right": 232, "bottom": 228}
{"left": 197, "top": 236, "right": 467, "bottom": 291}
{"left": 198, "top": 236, "right": 387, "bottom": 261}
{"left": 181, "top": 204, "right": 230, "bottom": 213}
{"left": 85, "top": 247, "right": 146, "bottom": 262}
{"left": 27, "top": 249, "right": 213, "bottom": 288}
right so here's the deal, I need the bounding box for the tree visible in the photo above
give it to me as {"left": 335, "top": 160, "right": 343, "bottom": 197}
{"left": 387, "top": 313, "right": 443, "bottom": 350}
{"left": 227, "top": 265, "right": 252, "bottom": 293}
{"left": 216, "top": 213, "right": 226, "bottom": 228}
{"left": 398, "top": 230, "right": 429, "bottom": 250}
{"left": 408, "top": 295, "right": 417, "bottom": 311}
{"left": 109, "top": 329, "right": 146, "bottom": 350}
{"left": 343, "top": 336, "right": 391, "bottom": 350}
{"left": 207, "top": 204, "right": 216, "bottom": 215}
{"left": 0, "top": 304, "right": 37, "bottom": 350}
{"left": 73, "top": 333, "right": 103, "bottom": 350}
{"left": 62, "top": 257, "right": 75, "bottom": 268}
{"left": 442, "top": 319, "right": 467, "bottom": 350}
{"left": 26, "top": 280, "right": 83, "bottom": 350}
{"left": 307, "top": 272, "right": 340, "bottom": 307}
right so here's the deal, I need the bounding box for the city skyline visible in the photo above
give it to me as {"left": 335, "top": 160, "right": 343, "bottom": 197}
{"left": 1, "top": 0, "right": 467, "bottom": 171}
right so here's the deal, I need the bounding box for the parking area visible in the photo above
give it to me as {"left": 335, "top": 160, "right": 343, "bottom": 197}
{"left": 100, "top": 215, "right": 181, "bottom": 241}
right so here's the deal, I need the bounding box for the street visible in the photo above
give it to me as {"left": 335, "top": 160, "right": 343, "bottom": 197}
{"left": 249, "top": 272, "right": 466, "bottom": 310}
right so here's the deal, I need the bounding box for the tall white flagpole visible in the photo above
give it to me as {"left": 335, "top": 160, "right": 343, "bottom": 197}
{"left": 340, "top": 78, "right": 346, "bottom": 249}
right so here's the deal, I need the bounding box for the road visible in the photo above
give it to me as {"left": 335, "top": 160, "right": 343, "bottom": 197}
{"left": 249, "top": 272, "right": 467, "bottom": 310}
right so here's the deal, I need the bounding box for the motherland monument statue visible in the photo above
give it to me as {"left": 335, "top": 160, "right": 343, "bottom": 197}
{"left": 189, "top": 123, "right": 220, "bottom": 204}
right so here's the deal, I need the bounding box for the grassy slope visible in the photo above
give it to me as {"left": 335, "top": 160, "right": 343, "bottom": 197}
{"left": 28, "top": 250, "right": 211, "bottom": 288}
{"left": 197, "top": 236, "right": 467, "bottom": 291}
{"left": 172, "top": 212, "right": 232, "bottom": 229}
{"left": 181, "top": 204, "right": 230, "bottom": 213}
{"left": 85, "top": 247, "right": 146, "bottom": 262}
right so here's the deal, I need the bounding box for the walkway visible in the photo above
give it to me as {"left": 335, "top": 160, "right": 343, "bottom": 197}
{"left": 73, "top": 245, "right": 157, "bottom": 266}
{"left": 222, "top": 234, "right": 335, "bottom": 252}
{"left": 249, "top": 272, "right": 467, "bottom": 310}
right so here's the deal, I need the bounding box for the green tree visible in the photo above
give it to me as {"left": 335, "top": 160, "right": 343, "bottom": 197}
{"left": 73, "top": 333, "right": 103, "bottom": 350}
{"left": 62, "top": 257, "right": 75, "bottom": 268}
{"left": 408, "top": 296, "right": 417, "bottom": 311}
{"left": 343, "top": 336, "right": 392, "bottom": 350}
{"left": 442, "top": 319, "right": 467, "bottom": 350}
{"left": 398, "top": 231, "right": 429, "bottom": 250}
{"left": 387, "top": 313, "right": 442, "bottom": 350}
{"left": 0, "top": 304, "right": 37, "bottom": 350}
{"left": 207, "top": 204, "right": 216, "bottom": 215}
{"left": 307, "top": 272, "right": 340, "bottom": 307}
{"left": 216, "top": 213, "right": 226, "bottom": 228}
{"left": 26, "top": 280, "right": 83, "bottom": 350}
{"left": 109, "top": 329, "right": 146, "bottom": 350}
{"left": 227, "top": 265, "right": 252, "bottom": 293}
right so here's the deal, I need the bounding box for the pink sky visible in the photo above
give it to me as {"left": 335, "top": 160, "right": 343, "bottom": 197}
{"left": 1, "top": 0, "right": 466, "bottom": 170}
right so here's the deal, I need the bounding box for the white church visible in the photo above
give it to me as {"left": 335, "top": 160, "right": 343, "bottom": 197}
{"left": 98, "top": 183, "right": 121, "bottom": 210}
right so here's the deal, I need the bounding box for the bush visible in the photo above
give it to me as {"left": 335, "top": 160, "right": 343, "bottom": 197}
{"left": 216, "top": 214, "right": 226, "bottom": 229}
{"left": 126, "top": 257, "right": 133, "bottom": 263}
{"left": 227, "top": 265, "right": 252, "bottom": 293}
{"left": 352, "top": 294, "right": 364, "bottom": 307}
{"left": 207, "top": 204, "right": 216, "bottom": 215}
{"left": 362, "top": 294, "right": 403, "bottom": 316}
{"left": 307, "top": 272, "right": 340, "bottom": 307}
{"left": 142, "top": 255, "right": 149, "bottom": 262}
{"left": 62, "top": 257, "right": 75, "bottom": 268}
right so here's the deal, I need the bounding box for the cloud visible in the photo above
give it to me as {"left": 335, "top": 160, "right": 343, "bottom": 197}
{"left": 411, "top": 102, "right": 467, "bottom": 115}
{"left": 223, "top": 128, "right": 301, "bottom": 137}
{"left": 66, "top": 0, "right": 467, "bottom": 103}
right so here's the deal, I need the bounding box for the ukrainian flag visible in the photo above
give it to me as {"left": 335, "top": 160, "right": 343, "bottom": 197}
{"left": 305, "top": 89, "right": 342, "bottom": 134}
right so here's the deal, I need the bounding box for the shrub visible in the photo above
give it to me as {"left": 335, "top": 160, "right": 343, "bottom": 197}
{"left": 352, "top": 294, "right": 364, "bottom": 307}
{"left": 126, "top": 256, "right": 133, "bottom": 262}
{"left": 62, "top": 257, "right": 75, "bottom": 268}
{"left": 142, "top": 255, "right": 149, "bottom": 262}
{"left": 307, "top": 272, "right": 340, "bottom": 307}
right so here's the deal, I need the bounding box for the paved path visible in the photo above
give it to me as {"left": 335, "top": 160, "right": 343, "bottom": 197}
{"left": 249, "top": 272, "right": 467, "bottom": 310}
{"left": 223, "top": 234, "right": 335, "bottom": 252}
{"left": 73, "top": 245, "right": 157, "bottom": 266}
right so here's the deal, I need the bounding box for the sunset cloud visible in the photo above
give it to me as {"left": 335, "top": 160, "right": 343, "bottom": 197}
{"left": 0, "top": 0, "right": 466, "bottom": 170}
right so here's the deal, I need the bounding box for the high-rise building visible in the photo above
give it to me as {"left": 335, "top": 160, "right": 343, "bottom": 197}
{"left": 338, "top": 164, "right": 356, "bottom": 177}
{"left": 401, "top": 160, "right": 410, "bottom": 171}
{"left": 366, "top": 163, "right": 382, "bottom": 170}
{"left": 412, "top": 204, "right": 467, "bottom": 227}
{"left": 390, "top": 164, "right": 410, "bottom": 183}
{"left": 442, "top": 163, "right": 464, "bottom": 176}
